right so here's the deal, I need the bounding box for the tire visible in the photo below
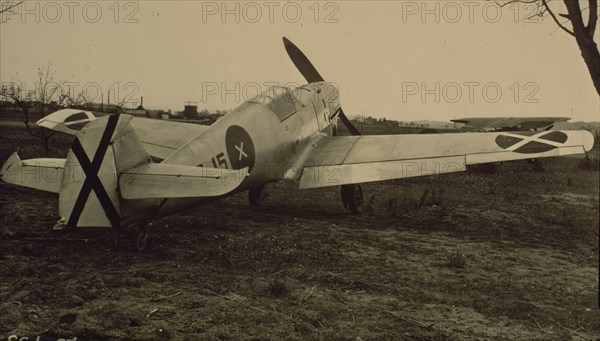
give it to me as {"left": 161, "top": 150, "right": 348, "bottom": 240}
{"left": 132, "top": 231, "right": 148, "bottom": 252}
{"left": 341, "top": 184, "right": 363, "bottom": 215}
{"left": 248, "top": 185, "right": 267, "bottom": 206}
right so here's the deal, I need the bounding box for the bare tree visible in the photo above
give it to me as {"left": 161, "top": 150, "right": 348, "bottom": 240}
{"left": 495, "top": 0, "right": 600, "bottom": 94}
{"left": 0, "top": 65, "right": 79, "bottom": 154}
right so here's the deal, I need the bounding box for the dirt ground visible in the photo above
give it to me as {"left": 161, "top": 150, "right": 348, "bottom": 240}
{"left": 1, "top": 125, "right": 599, "bottom": 340}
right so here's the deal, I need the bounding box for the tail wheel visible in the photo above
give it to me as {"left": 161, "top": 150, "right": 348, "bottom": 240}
{"left": 128, "top": 221, "right": 149, "bottom": 252}
{"left": 132, "top": 231, "right": 148, "bottom": 252}
{"left": 341, "top": 184, "right": 363, "bottom": 215}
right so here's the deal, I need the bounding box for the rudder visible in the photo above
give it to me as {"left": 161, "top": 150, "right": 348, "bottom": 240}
{"left": 59, "top": 114, "right": 151, "bottom": 228}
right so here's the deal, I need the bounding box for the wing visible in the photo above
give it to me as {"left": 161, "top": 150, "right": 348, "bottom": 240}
{"left": 451, "top": 117, "right": 570, "bottom": 130}
{"left": 291, "top": 130, "right": 594, "bottom": 189}
{"left": 36, "top": 109, "right": 208, "bottom": 160}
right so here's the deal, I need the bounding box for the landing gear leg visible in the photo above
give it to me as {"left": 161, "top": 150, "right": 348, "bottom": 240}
{"left": 341, "top": 184, "right": 363, "bottom": 215}
{"left": 249, "top": 184, "right": 269, "bottom": 206}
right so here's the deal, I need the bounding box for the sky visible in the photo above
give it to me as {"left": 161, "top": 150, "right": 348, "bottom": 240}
{"left": 1, "top": 0, "right": 599, "bottom": 122}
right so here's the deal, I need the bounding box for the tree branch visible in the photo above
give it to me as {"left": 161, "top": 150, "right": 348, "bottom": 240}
{"left": 0, "top": 65, "right": 69, "bottom": 154}
{"left": 494, "top": 0, "right": 539, "bottom": 8}
{"left": 563, "top": 0, "right": 587, "bottom": 31}
{"left": 0, "top": 1, "right": 23, "bottom": 14}
{"left": 587, "top": 0, "right": 598, "bottom": 37}
{"left": 542, "top": 0, "right": 575, "bottom": 36}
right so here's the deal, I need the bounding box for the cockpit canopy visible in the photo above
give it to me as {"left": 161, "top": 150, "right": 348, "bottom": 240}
{"left": 249, "top": 85, "right": 311, "bottom": 121}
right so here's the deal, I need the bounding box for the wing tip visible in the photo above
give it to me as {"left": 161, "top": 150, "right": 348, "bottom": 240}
{"left": 1, "top": 152, "right": 21, "bottom": 180}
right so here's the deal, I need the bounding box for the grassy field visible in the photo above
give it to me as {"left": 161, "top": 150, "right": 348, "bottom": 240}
{"left": 0, "top": 125, "right": 599, "bottom": 340}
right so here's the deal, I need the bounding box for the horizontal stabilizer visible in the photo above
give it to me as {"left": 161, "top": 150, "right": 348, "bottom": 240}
{"left": 0, "top": 152, "right": 65, "bottom": 193}
{"left": 119, "top": 164, "right": 248, "bottom": 199}
{"left": 36, "top": 109, "right": 97, "bottom": 134}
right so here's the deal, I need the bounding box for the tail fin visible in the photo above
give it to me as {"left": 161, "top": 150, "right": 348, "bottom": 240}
{"left": 59, "top": 114, "right": 248, "bottom": 229}
{"left": 2, "top": 114, "right": 247, "bottom": 228}
{"left": 59, "top": 114, "right": 148, "bottom": 228}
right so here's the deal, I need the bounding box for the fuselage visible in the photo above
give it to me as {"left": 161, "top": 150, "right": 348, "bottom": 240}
{"left": 152, "top": 82, "right": 340, "bottom": 217}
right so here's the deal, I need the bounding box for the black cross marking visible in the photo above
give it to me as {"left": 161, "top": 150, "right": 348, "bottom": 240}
{"left": 67, "top": 115, "right": 121, "bottom": 229}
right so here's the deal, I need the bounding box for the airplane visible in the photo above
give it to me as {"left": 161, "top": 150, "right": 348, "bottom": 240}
{"left": 1, "top": 37, "right": 595, "bottom": 251}
{"left": 451, "top": 117, "right": 571, "bottom": 132}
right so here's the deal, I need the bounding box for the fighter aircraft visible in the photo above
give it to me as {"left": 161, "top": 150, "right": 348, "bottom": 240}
{"left": 1, "top": 37, "right": 594, "bottom": 251}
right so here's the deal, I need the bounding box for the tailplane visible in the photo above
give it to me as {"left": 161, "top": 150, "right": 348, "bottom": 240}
{"left": 1, "top": 153, "right": 65, "bottom": 193}
{"left": 59, "top": 114, "right": 247, "bottom": 228}
{"left": 2, "top": 114, "right": 247, "bottom": 230}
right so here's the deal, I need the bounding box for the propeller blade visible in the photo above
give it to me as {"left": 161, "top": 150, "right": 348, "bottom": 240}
{"left": 283, "top": 37, "right": 324, "bottom": 83}
{"left": 338, "top": 108, "right": 361, "bottom": 136}
{"left": 283, "top": 37, "right": 361, "bottom": 135}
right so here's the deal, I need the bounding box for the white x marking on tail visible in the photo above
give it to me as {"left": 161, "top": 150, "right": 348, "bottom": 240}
{"left": 235, "top": 142, "right": 247, "bottom": 161}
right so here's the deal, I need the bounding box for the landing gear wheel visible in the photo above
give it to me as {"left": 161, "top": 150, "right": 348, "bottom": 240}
{"left": 341, "top": 184, "right": 363, "bottom": 215}
{"left": 249, "top": 185, "right": 268, "bottom": 206}
{"left": 128, "top": 221, "right": 150, "bottom": 252}
{"left": 132, "top": 230, "right": 148, "bottom": 252}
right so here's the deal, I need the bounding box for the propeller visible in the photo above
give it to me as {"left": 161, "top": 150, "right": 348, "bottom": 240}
{"left": 283, "top": 37, "right": 361, "bottom": 136}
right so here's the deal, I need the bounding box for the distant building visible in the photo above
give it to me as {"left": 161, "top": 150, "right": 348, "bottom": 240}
{"left": 183, "top": 101, "right": 199, "bottom": 119}
{"left": 124, "top": 97, "right": 147, "bottom": 117}
{"left": 353, "top": 116, "right": 374, "bottom": 124}
{"left": 78, "top": 102, "right": 125, "bottom": 115}
{"left": 124, "top": 108, "right": 147, "bottom": 117}
{"left": 146, "top": 109, "right": 170, "bottom": 120}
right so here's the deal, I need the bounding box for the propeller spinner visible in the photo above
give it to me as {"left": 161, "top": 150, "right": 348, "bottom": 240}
{"left": 283, "top": 37, "right": 361, "bottom": 136}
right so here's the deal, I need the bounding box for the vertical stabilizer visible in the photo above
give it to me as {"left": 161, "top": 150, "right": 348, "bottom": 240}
{"left": 59, "top": 114, "right": 152, "bottom": 228}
